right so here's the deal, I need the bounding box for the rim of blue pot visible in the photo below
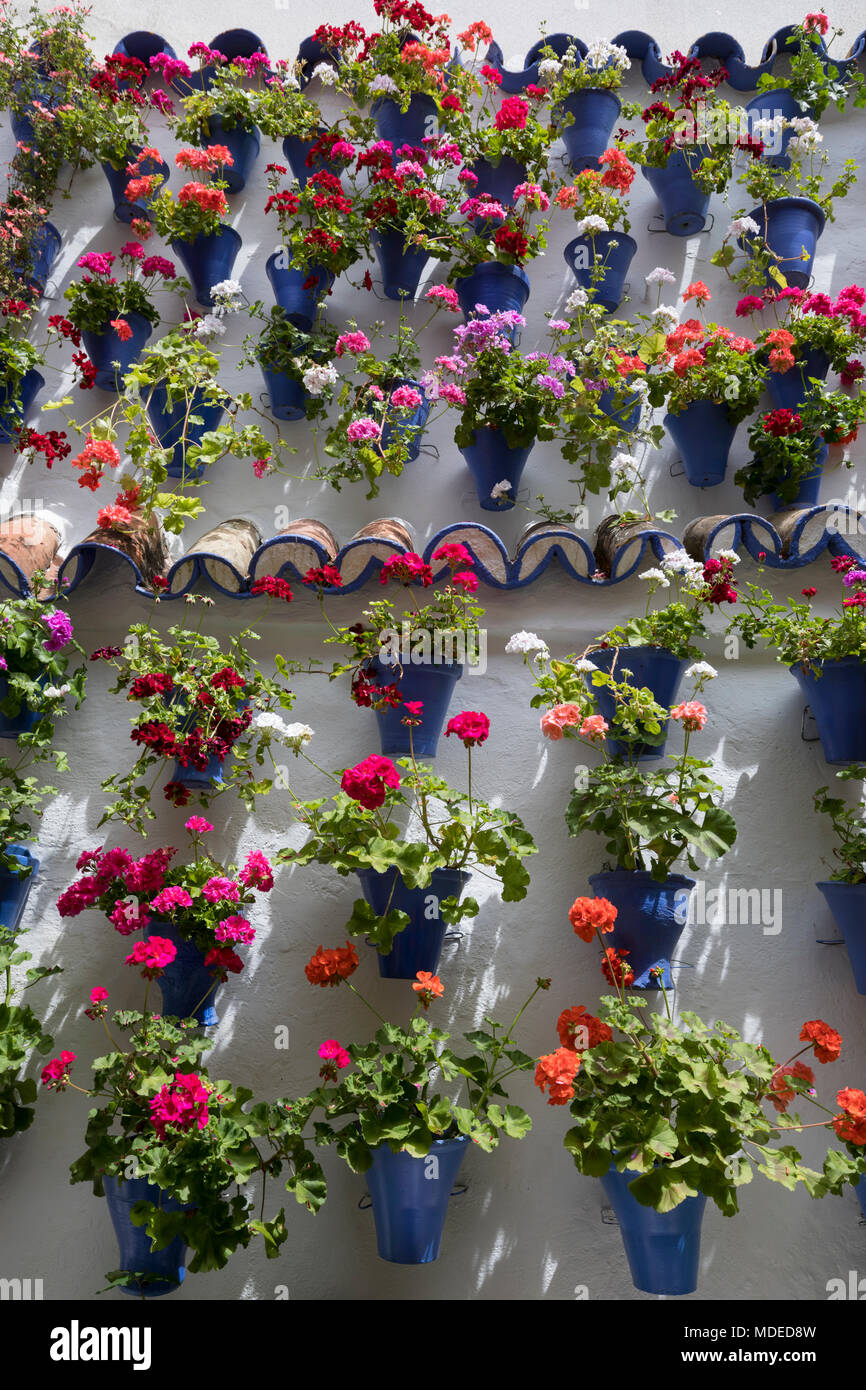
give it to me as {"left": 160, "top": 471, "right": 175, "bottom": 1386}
{"left": 564, "top": 232, "right": 638, "bottom": 259}
{"left": 461, "top": 260, "right": 530, "bottom": 289}
{"left": 209, "top": 29, "right": 267, "bottom": 58}
{"left": 590, "top": 867, "right": 697, "bottom": 890}
{"left": 745, "top": 197, "right": 827, "bottom": 236}
{"left": 817, "top": 879, "right": 866, "bottom": 894}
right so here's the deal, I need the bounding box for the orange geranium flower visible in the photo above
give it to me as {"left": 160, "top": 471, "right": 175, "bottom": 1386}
{"left": 833, "top": 1087, "right": 866, "bottom": 1144}
{"left": 682, "top": 280, "right": 711, "bottom": 303}
{"left": 412, "top": 971, "right": 444, "bottom": 1009}
{"left": 568, "top": 895, "right": 618, "bottom": 943}
{"left": 800, "top": 1019, "right": 842, "bottom": 1063}
{"left": 534, "top": 1047, "right": 581, "bottom": 1105}
{"left": 601, "top": 946, "right": 634, "bottom": 988}
{"left": 557, "top": 1004, "right": 612, "bottom": 1052}
{"left": 768, "top": 1060, "right": 815, "bottom": 1112}
{"left": 305, "top": 941, "right": 359, "bottom": 987}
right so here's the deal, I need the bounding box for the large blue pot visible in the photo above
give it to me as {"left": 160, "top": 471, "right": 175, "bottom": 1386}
{"left": 147, "top": 917, "right": 221, "bottom": 1026}
{"left": 745, "top": 89, "right": 805, "bottom": 169}
{"left": 82, "top": 312, "right": 153, "bottom": 393}
{"left": 372, "top": 94, "right": 438, "bottom": 150}
{"left": 365, "top": 1136, "right": 470, "bottom": 1263}
{"left": 665, "top": 400, "right": 737, "bottom": 487}
{"left": 24, "top": 222, "right": 61, "bottom": 299}
{"left": 170, "top": 225, "right": 242, "bottom": 308}
{"left": 364, "top": 656, "right": 463, "bottom": 758}
{"left": 766, "top": 348, "right": 831, "bottom": 410}
{"left": 767, "top": 442, "right": 828, "bottom": 510}
{"left": 356, "top": 866, "right": 470, "bottom": 978}
{"left": 455, "top": 261, "right": 530, "bottom": 323}
{"left": 199, "top": 115, "right": 261, "bottom": 194}
{"left": 146, "top": 383, "right": 225, "bottom": 479}
{"left": 103, "top": 1176, "right": 188, "bottom": 1298}
{"left": 791, "top": 658, "right": 866, "bottom": 764}
{"left": 816, "top": 881, "right": 866, "bottom": 993}
{"left": 601, "top": 1165, "right": 706, "bottom": 1295}
{"left": 560, "top": 89, "right": 622, "bottom": 173}
{"left": 586, "top": 645, "right": 687, "bottom": 760}
{"left": 259, "top": 363, "right": 308, "bottom": 422}
{"left": 0, "top": 369, "right": 44, "bottom": 444}
{"left": 467, "top": 155, "right": 527, "bottom": 209}
{"left": 0, "top": 673, "right": 44, "bottom": 736}
{"left": 101, "top": 147, "right": 169, "bottom": 223}
{"left": 0, "top": 847, "right": 39, "bottom": 932}
{"left": 370, "top": 230, "right": 429, "bottom": 301}
{"left": 588, "top": 869, "right": 695, "bottom": 990}
{"left": 564, "top": 232, "right": 636, "bottom": 313}
{"left": 742, "top": 198, "right": 826, "bottom": 290}
{"left": 460, "top": 427, "right": 533, "bottom": 511}
{"left": 641, "top": 147, "right": 711, "bottom": 236}
{"left": 282, "top": 129, "right": 334, "bottom": 188}
{"left": 597, "top": 384, "right": 641, "bottom": 433}
{"left": 380, "top": 379, "right": 431, "bottom": 461}
{"left": 265, "top": 253, "right": 334, "bottom": 327}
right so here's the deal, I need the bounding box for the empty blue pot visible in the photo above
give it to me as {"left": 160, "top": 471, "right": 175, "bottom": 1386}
{"left": 0, "top": 369, "right": 44, "bottom": 444}
{"left": 560, "top": 89, "right": 622, "bottom": 172}
{"left": 790, "top": 658, "right": 866, "bottom": 764}
{"left": 0, "top": 847, "right": 39, "bottom": 932}
{"left": 25, "top": 222, "right": 61, "bottom": 299}
{"left": 146, "top": 383, "right": 225, "bottom": 479}
{"left": 455, "top": 261, "right": 530, "bottom": 323}
{"left": 586, "top": 645, "right": 687, "bottom": 760}
{"left": 355, "top": 866, "right": 470, "bottom": 978}
{"left": 282, "top": 129, "right": 335, "bottom": 188}
{"left": 380, "top": 379, "right": 431, "bottom": 461}
{"left": 103, "top": 1176, "right": 188, "bottom": 1298}
{"left": 82, "top": 311, "right": 153, "bottom": 393}
{"left": 601, "top": 1165, "right": 706, "bottom": 1295}
{"left": 665, "top": 399, "right": 737, "bottom": 487}
{"left": 101, "top": 147, "right": 168, "bottom": 223}
{"left": 364, "top": 656, "right": 463, "bottom": 758}
{"left": 170, "top": 225, "right": 242, "bottom": 308}
{"left": 365, "top": 1136, "right": 469, "bottom": 1263}
{"left": 460, "top": 427, "right": 533, "bottom": 511}
{"left": 767, "top": 348, "right": 830, "bottom": 410}
{"left": 372, "top": 94, "right": 438, "bottom": 150}
{"left": 817, "top": 881, "right": 866, "bottom": 993}
{"left": 259, "top": 363, "right": 308, "bottom": 421}
{"left": 370, "top": 229, "right": 429, "bottom": 301}
{"left": 767, "top": 442, "right": 827, "bottom": 510}
{"left": 641, "top": 147, "right": 711, "bottom": 236}
{"left": 742, "top": 198, "right": 826, "bottom": 290}
{"left": 466, "top": 155, "right": 527, "bottom": 209}
{"left": 147, "top": 917, "right": 221, "bottom": 1027}
{"left": 597, "top": 385, "right": 641, "bottom": 433}
{"left": 745, "top": 89, "right": 805, "bottom": 169}
{"left": 588, "top": 868, "right": 695, "bottom": 990}
{"left": 564, "top": 233, "right": 636, "bottom": 313}
{"left": 265, "top": 252, "right": 334, "bottom": 326}
{"left": 199, "top": 114, "right": 261, "bottom": 194}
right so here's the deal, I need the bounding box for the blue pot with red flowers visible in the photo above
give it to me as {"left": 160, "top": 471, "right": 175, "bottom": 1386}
{"left": 455, "top": 262, "right": 530, "bottom": 323}
{"left": 369, "top": 229, "right": 430, "bottom": 301}
{"left": 364, "top": 1135, "right": 470, "bottom": 1264}
{"left": 665, "top": 400, "right": 738, "bottom": 487}
{"left": 81, "top": 312, "right": 154, "bottom": 393}
{"left": 101, "top": 146, "right": 169, "bottom": 224}
{"left": 0, "top": 369, "right": 44, "bottom": 444}
{"left": 600, "top": 1163, "right": 707, "bottom": 1294}
{"left": 586, "top": 645, "right": 687, "bottom": 760}
{"left": 363, "top": 657, "right": 463, "bottom": 758}
{"left": 146, "top": 383, "right": 225, "bottom": 479}
{"left": 281, "top": 129, "right": 337, "bottom": 188}
{"left": 745, "top": 89, "right": 805, "bottom": 170}
{"left": 560, "top": 89, "right": 622, "bottom": 172}
{"left": 816, "top": 880, "right": 866, "bottom": 993}
{"left": 265, "top": 252, "right": 334, "bottom": 327}
{"left": 0, "top": 847, "right": 39, "bottom": 932}
{"left": 103, "top": 1176, "right": 188, "bottom": 1298}
{"left": 169, "top": 225, "right": 242, "bottom": 308}
{"left": 198, "top": 115, "right": 261, "bottom": 194}
{"left": 459, "top": 427, "right": 533, "bottom": 511}
{"left": 740, "top": 198, "right": 826, "bottom": 290}
{"left": 766, "top": 348, "right": 831, "bottom": 411}
{"left": 355, "top": 867, "right": 471, "bottom": 979}
{"left": 588, "top": 869, "right": 695, "bottom": 990}
{"left": 379, "top": 379, "right": 431, "bottom": 461}
{"left": 146, "top": 918, "right": 221, "bottom": 1027}
{"left": 564, "top": 233, "right": 636, "bottom": 313}
{"left": 372, "top": 93, "right": 438, "bottom": 149}
{"left": 641, "top": 147, "right": 711, "bottom": 236}
{"left": 790, "top": 658, "right": 866, "bottom": 764}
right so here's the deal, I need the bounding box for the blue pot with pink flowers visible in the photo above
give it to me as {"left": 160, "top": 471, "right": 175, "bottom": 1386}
{"left": 104, "top": 1176, "right": 188, "bottom": 1298}
{"left": 459, "top": 427, "right": 533, "bottom": 511}
{"left": 363, "top": 656, "right": 463, "bottom": 758}
{"left": 379, "top": 379, "right": 431, "bottom": 461}
{"left": 466, "top": 155, "right": 527, "bottom": 209}
{"left": 146, "top": 918, "right": 221, "bottom": 1027}
{"left": 564, "top": 233, "right": 636, "bottom": 313}
{"left": 81, "top": 312, "right": 154, "bottom": 392}
{"left": 355, "top": 867, "right": 471, "bottom": 979}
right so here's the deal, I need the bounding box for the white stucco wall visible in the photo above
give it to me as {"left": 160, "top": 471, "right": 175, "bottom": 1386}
{"left": 1, "top": 0, "right": 866, "bottom": 1302}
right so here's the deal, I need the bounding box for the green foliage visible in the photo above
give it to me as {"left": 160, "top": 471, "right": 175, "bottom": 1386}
{"left": 0, "top": 926, "right": 59, "bottom": 1139}
{"left": 728, "top": 570, "right": 866, "bottom": 665}
{"left": 814, "top": 764, "right": 866, "bottom": 882}
{"left": 736, "top": 384, "right": 866, "bottom": 505}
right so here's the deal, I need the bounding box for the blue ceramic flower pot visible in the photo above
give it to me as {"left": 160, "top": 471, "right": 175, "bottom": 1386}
{"left": 170, "top": 225, "right": 242, "bottom": 308}
{"left": 81, "top": 311, "right": 153, "bottom": 393}
{"left": 0, "top": 369, "right": 44, "bottom": 444}
{"left": 282, "top": 129, "right": 335, "bottom": 188}
{"left": 265, "top": 252, "right": 334, "bottom": 326}
{"left": 588, "top": 868, "right": 695, "bottom": 990}
{"left": 0, "top": 673, "right": 44, "bottom": 736}
{"left": 370, "top": 230, "right": 429, "bottom": 301}
{"left": 25, "top": 222, "right": 61, "bottom": 299}
{"left": 146, "top": 383, "right": 225, "bottom": 479}
{"left": 199, "top": 115, "right": 260, "bottom": 194}
{"left": 857, "top": 1175, "right": 866, "bottom": 1221}
{"left": 586, "top": 645, "right": 687, "bottom": 760}
{"left": 601, "top": 1165, "right": 706, "bottom": 1295}
{"left": 665, "top": 400, "right": 737, "bottom": 487}
{"left": 259, "top": 363, "right": 309, "bottom": 422}
{"left": 0, "top": 846, "right": 39, "bottom": 932}
{"left": 372, "top": 94, "right": 438, "bottom": 150}
{"left": 790, "top": 658, "right": 866, "bottom": 764}
{"left": 459, "top": 427, "right": 533, "bottom": 511}
{"left": 355, "top": 866, "right": 470, "bottom": 978}
{"left": 641, "top": 147, "right": 711, "bottom": 236}
{"left": 379, "top": 379, "right": 431, "bottom": 461}
{"left": 466, "top": 155, "right": 527, "bottom": 208}
{"left": 103, "top": 1177, "right": 188, "bottom": 1298}
{"left": 147, "top": 918, "right": 221, "bottom": 1026}
{"left": 455, "top": 261, "right": 530, "bottom": 323}
{"left": 101, "top": 147, "right": 169, "bottom": 223}
{"left": 742, "top": 198, "right": 826, "bottom": 290}
{"left": 174, "top": 30, "right": 267, "bottom": 94}
{"left": 560, "top": 89, "right": 622, "bottom": 172}
{"left": 767, "top": 442, "right": 828, "bottom": 510}
{"left": 597, "top": 385, "right": 641, "bottom": 433}
{"left": 364, "top": 656, "right": 464, "bottom": 758}
{"left": 365, "top": 1136, "right": 470, "bottom": 1263}
{"left": 766, "top": 348, "right": 831, "bottom": 410}
{"left": 564, "top": 233, "right": 636, "bottom": 313}
{"left": 745, "top": 89, "right": 805, "bottom": 169}
{"left": 112, "top": 31, "right": 177, "bottom": 67}
{"left": 817, "top": 881, "right": 866, "bottom": 993}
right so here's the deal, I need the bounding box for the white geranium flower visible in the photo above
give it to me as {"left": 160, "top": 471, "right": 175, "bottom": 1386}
{"left": 638, "top": 567, "right": 670, "bottom": 587}
{"left": 210, "top": 279, "right": 243, "bottom": 313}
{"left": 283, "top": 722, "right": 315, "bottom": 752}
{"left": 505, "top": 630, "right": 550, "bottom": 657}
{"left": 716, "top": 548, "right": 741, "bottom": 564}
{"left": 789, "top": 129, "right": 823, "bottom": 154}
{"left": 728, "top": 216, "right": 760, "bottom": 237}
{"left": 194, "top": 314, "right": 226, "bottom": 339}
{"left": 584, "top": 40, "right": 630, "bottom": 71}
{"left": 537, "top": 57, "right": 562, "bottom": 79}
{"left": 370, "top": 73, "right": 398, "bottom": 94}
{"left": 646, "top": 267, "right": 676, "bottom": 285}
{"left": 652, "top": 304, "right": 679, "bottom": 330}
{"left": 751, "top": 114, "right": 784, "bottom": 140}
{"left": 576, "top": 214, "right": 609, "bottom": 236}
{"left": 491, "top": 479, "right": 512, "bottom": 498}
{"left": 302, "top": 362, "right": 339, "bottom": 395}
{"left": 44, "top": 683, "right": 70, "bottom": 698}
{"left": 574, "top": 658, "right": 597, "bottom": 672}
{"left": 311, "top": 62, "right": 338, "bottom": 86}
{"left": 685, "top": 661, "right": 718, "bottom": 680}
{"left": 612, "top": 452, "right": 639, "bottom": 473}
{"left": 789, "top": 116, "right": 818, "bottom": 134}
{"left": 565, "top": 287, "right": 589, "bottom": 314}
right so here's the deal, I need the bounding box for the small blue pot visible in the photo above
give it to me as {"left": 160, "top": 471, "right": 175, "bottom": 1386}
{"left": 170, "top": 225, "right": 242, "bottom": 308}
{"left": 199, "top": 115, "right": 261, "bottom": 194}
{"left": 791, "top": 658, "right": 866, "bottom": 764}
{"left": 742, "top": 198, "right": 826, "bottom": 290}
{"left": 460, "top": 427, "right": 533, "bottom": 511}
{"left": 282, "top": 129, "right": 334, "bottom": 188}
{"left": 0, "top": 847, "right": 39, "bottom": 932}
{"left": 817, "top": 881, "right": 866, "bottom": 993}
{"left": 455, "top": 261, "right": 530, "bottom": 323}
{"left": 370, "top": 229, "right": 429, "bottom": 301}
{"left": 81, "top": 312, "right": 153, "bottom": 393}
{"left": 597, "top": 385, "right": 641, "bottom": 433}
{"left": 665, "top": 400, "right": 737, "bottom": 487}
{"left": 364, "top": 656, "right": 464, "bottom": 758}
{"left": 0, "top": 369, "right": 44, "bottom": 444}
{"left": 601, "top": 1165, "right": 706, "bottom": 1295}
{"left": 112, "top": 31, "right": 176, "bottom": 67}
{"left": 380, "top": 379, "right": 431, "bottom": 461}
{"left": 146, "top": 383, "right": 225, "bottom": 479}
{"left": 259, "top": 363, "right": 308, "bottom": 422}
{"left": 766, "top": 348, "right": 831, "bottom": 411}
{"left": 588, "top": 868, "right": 695, "bottom": 990}
{"left": 365, "top": 1136, "right": 470, "bottom": 1263}
{"left": 0, "top": 673, "right": 44, "bottom": 736}
{"left": 641, "top": 147, "right": 711, "bottom": 236}
{"left": 147, "top": 918, "right": 221, "bottom": 1027}
{"left": 560, "top": 89, "right": 622, "bottom": 172}
{"left": 103, "top": 1177, "right": 188, "bottom": 1298}
{"left": 586, "top": 645, "right": 687, "bottom": 760}
{"left": 466, "top": 155, "right": 527, "bottom": 209}
{"left": 25, "top": 222, "right": 61, "bottom": 299}
{"left": 265, "top": 253, "right": 334, "bottom": 327}
{"left": 767, "top": 442, "right": 828, "bottom": 510}
{"left": 745, "top": 89, "right": 804, "bottom": 169}
{"left": 564, "top": 233, "right": 636, "bottom": 313}
{"left": 857, "top": 1175, "right": 866, "bottom": 1221}
{"left": 101, "top": 147, "right": 169, "bottom": 223}
{"left": 355, "top": 867, "right": 470, "bottom": 978}
{"left": 372, "top": 94, "right": 438, "bottom": 150}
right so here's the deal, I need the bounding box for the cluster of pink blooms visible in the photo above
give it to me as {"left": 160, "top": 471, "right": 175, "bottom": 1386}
{"left": 379, "top": 551, "right": 433, "bottom": 586}
{"left": 445, "top": 711, "right": 490, "bottom": 747}
{"left": 149, "top": 1072, "right": 212, "bottom": 1141}
{"left": 318, "top": 1039, "right": 352, "bottom": 1081}
{"left": 125, "top": 935, "right": 177, "bottom": 979}
{"left": 341, "top": 754, "right": 401, "bottom": 810}
{"left": 40, "top": 1051, "right": 76, "bottom": 1090}
{"left": 671, "top": 701, "right": 708, "bottom": 733}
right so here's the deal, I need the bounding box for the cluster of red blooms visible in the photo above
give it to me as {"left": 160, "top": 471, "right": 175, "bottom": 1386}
{"left": 340, "top": 753, "right": 401, "bottom": 809}
{"left": 702, "top": 556, "right": 738, "bottom": 605}
{"left": 762, "top": 408, "right": 803, "bottom": 438}
{"left": 250, "top": 575, "right": 294, "bottom": 602}
{"left": 445, "top": 711, "right": 490, "bottom": 747}
{"left": 150, "top": 1072, "right": 212, "bottom": 1142}
{"left": 305, "top": 940, "right": 359, "bottom": 987}
{"left": 649, "top": 51, "right": 728, "bottom": 109}
{"left": 16, "top": 425, "right": 70, "bottom": 468}
{"left": 769, "top": 1018, "right": 866, "bottom": 1146}
{"left": 536, "top": 989, "right": 613, "bottom": 1106}
{"left": 303, "top": 564, "right": 344, "bottom": 589}
{"left": 88, "top": 53, "right": 149, "bottom": 104}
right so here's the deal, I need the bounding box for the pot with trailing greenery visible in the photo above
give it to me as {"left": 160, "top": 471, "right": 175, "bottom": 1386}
{"left": 815, "top": 765, "right": 866, "bottom": 992}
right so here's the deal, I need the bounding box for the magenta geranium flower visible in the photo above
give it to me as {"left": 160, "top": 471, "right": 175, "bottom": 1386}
{"left": 445, "top": 711, "right": 490, "bottom": 748}
{"left": 201, "top": 876, "right": 240, "bottom": 904}
{"left": 150, "top": 885, "right": 193, "bottom": 914}
{"left": 125, "top": 936, "right": 177, "bottom": 978}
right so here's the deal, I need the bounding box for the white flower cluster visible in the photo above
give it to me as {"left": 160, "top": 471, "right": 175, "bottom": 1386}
{"left": 645, "top": 266, "right": 676, "bottom": 285}
{"left": 193, "top": 314, "right": 226, "bottom": 339}
{"left": 369, "top": 73, "right": 398, "bottom": 94}
{"left": 728, "top": 215, "right": 760, "bottom": 237}
{"left": 685, "top": 661, "right": 718, "bottom": 680}
{"left": 652, "top": 304, "right": 680, "bottom": 331}
{"left": 751, "top": 114, "right": 784, "bottom": 141}
{"left": 716, "top": 547, "right": 741, "bottom": 564}
{"left": 45, "top": 683, "right": 71, "bottom": 698}
{"left": 573, "top": 657, "right": 597, "bottom": 672}
{"left": 565, "top": 286, "right": 589, "bottom": 314}
{"left": 612, "top": 451, "right": 639, "bottom": 474}
{"left": 537, "top": 57, "right": 562, "bottom": 79}
{"left": 788, "top": 128, "right": 823, "bottom": 154}
{"left": 302, "top": 361, "right": 339, "bottom": 395}
{"left": 576, "top": 214, "right": 609, "bottom": 236}
{"left": 311, "top": 62, "right": 338, "bottom": 86}
{"left": 661, "top": 547, "right": 704, "bottom": 580}
{"left": 490, "top": 479, "right": 512, "bottom": 498}
{"left": 210, "top": 279, "right": 243, "bottom": 316}
{"left": 638, "top": 567, "right": 670, "bottom": 588}
{"left": 253, "top": 712, "right": 315, "bottom": 752}
{"left": 505, "top": 630, "right": 550, "bottom": 659}
{"left": 584, "top": 40, "right": 630, "bottom": 71}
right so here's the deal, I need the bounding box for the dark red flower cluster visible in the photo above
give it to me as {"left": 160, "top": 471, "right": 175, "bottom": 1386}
{"left": 72, "top": 352, "right": 97, "bottom": 390}
{"left": 312, "top": 20, "right": 369, "bottom": 53}
{"left": 48, "top": 314, "right": 81, "bottom": 347}
{"left": 303, "top": 564, "right": 343, "bottom": 588}
{"left": 341, "top": 754, "right": 400, "bottom": 809}
{"left": 702, "top": 556, "right": 737, "bottom": 605}
{"left": 379, "top": 552, "right": 433, "bottom": 586}
{"left": 90, "top": 646, "right": 123, "bottom": 662}
{"left": 736, "top": 134, "right": 765, "bottom": 159}
{"left": 264, "top": 190, "right": 301, "bottom": 217}
{"left": 494, "top": 225, "right": 529, "bottom": 260}
{"left": 15, "top": 427, "right": 70, "bottom": 468}
{"left": 251, "top": 575, "right": 294, "bottom": 601}
{"left": 762, "top": 408, "right": 803, "bottom": 437}
{"left": 129, "top": 672, "right": 174, "bottom": 699}
{"left": 210, "top": 666, "right": 245, "bottom": 691}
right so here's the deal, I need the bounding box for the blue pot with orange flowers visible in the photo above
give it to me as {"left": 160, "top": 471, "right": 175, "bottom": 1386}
{"left": 564, "top": 233, "right": 636, "bottom": 313}
{"left": 665, "top": 400, "right": 738, "bottom": 487}
{"left": 265, "top": 252, "right": 334, "bottom": 327}
{"left": 816, "top": 880, "right": 866, "bottom": 993}
{"left": 355, "top": 867, "right": 471, "bottom": 979}
{"left": 364, "top": 1135, "right": 470, "bottom": 1264}
{"left": 198, "top": 115, "right": 261, "bottom": 194}
{"left": 0, "top": 369, "right": 44, "bottom": 444}
{"left": 600, "top": 1164, "right": 707, "bottom": 1294}
{"left": 101, "top": 146, "right": 169, "bottom": 223}
{"left": 146, "top": 919, "right": 221, "bottom": 1027}
{"left": 372, "top": 93, "right": 438, "bottom": 149}
{"left": 169, "top": 225, "right": 242, "bottom": 308}
{"left": 790, "top": 658, "right": 866, "bottom": 764}
{"left": 81, "top": 312, "right": 154, "bottom": 392}
{"left": 146, "top": 383, "right": 225, "bottom": 479}
{"left": 0, "top": 847, "right": 40, "bottom": 932}
{"left": 641, "top": 147, "right": 711, "bottom": 236}
{"left": 740, "top": 199, "right": 826, "bottom": 290}
{"left": 560, "top": 90, "right": 622, "bottom": 172}
{"left": 363, "top": 657, "right": 463, "bottom": 758}
{"left": 455, "top": 262, "right": 530, "bottom": 322}
{"left": 370, "top": 229, "right": 430, "bottom": 301}
{"left": 379, "top": 379, "right": 431, "bottom": 461}
{"left": 588, "top": 869, "right": 695, "bottom": 990}
{"left": 460, "top": 427, "right": 533, "bottom": 511}
{"left": 586, "top": 645, "right": 687, "bottom": 760}
{"left": 103, "top": 1176, "right": 188, "bottom": 1298}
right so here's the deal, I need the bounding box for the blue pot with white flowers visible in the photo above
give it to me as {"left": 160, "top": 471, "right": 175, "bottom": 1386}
{"left": 564, "top": 232, "right": 636, "bottom": 313}
{"left": 459, "top": 427, "right": 533, "bottom": 511}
